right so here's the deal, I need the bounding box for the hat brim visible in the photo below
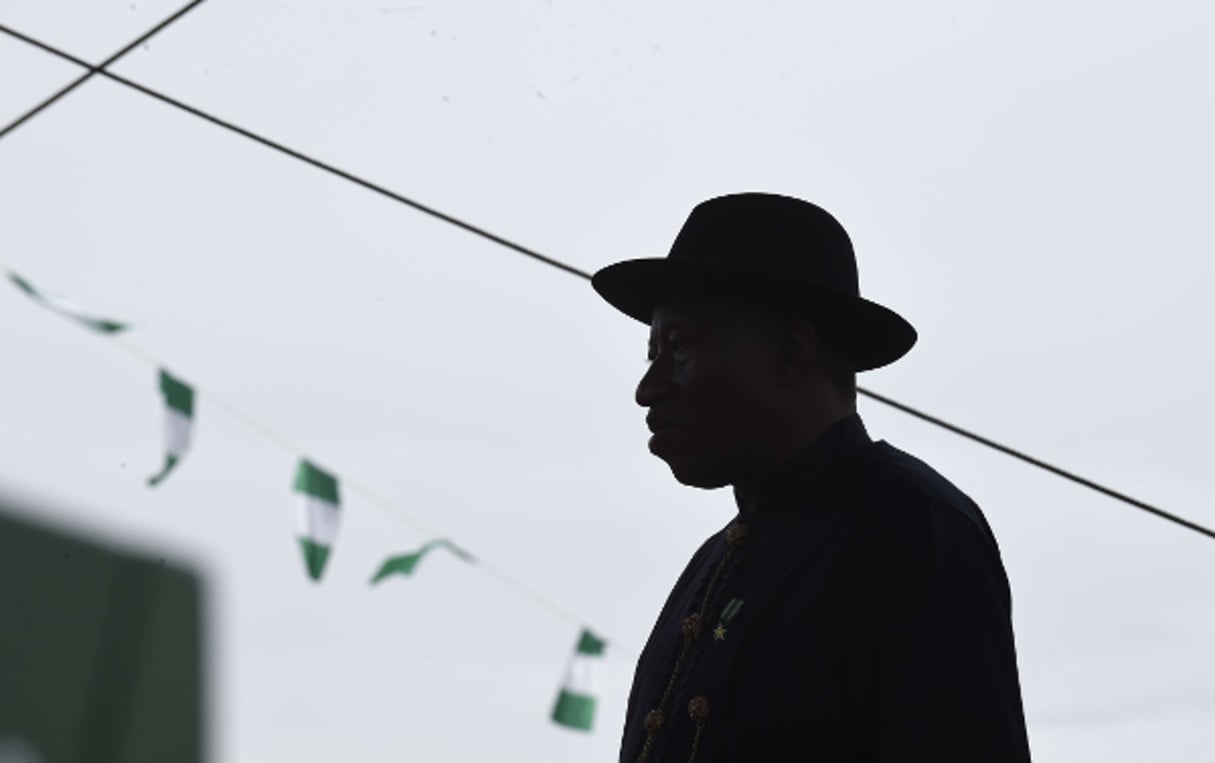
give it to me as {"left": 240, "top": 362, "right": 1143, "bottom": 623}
{"left": 592, "top": 258, "right": 917, "bottom": 372}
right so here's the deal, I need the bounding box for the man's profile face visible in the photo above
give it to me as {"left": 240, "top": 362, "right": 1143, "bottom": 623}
{"left": 637, "top": 297, "right": 780, "bottom": 488}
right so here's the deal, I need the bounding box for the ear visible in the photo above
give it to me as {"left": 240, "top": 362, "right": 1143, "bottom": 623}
{"left": 772, "top": 317, "right": 819, "bottom": 387}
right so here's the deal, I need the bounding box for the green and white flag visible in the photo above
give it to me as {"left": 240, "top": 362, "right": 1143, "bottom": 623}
{"left": 551, "top": 629, "right": 606, "bottom": 731}
{"left": 147, "top": 369, "right": 194, "bottom": 487}
{"left": 370, "top": 539, "right": 474, "bottom": 585}
{"left": 294, "top": 460, "right": 341, "bottom": 581}
{"left": 7, "top": 270, "right": 129, "bottom": 333}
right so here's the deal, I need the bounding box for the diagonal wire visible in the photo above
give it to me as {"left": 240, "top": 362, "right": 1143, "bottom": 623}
{"left": 0, "top": 22, "right": 1211, "bottom": 549}
{"left": 0, "top": 0, "right": 208, "bottom": 140}
{"left": 857, "top": 387, "right": 1215, "bottom": 540}
{"left": 0, "top": 21, "right": 592, "bottom": 281}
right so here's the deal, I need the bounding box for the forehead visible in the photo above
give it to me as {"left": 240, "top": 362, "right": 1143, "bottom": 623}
{"left": 649, "top": 299, "right": 713, "bottom": 331}
{"left": 648, "top": 297, "right": 763, "bottom": 339}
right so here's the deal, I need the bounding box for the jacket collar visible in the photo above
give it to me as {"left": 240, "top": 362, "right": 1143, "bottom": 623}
{"left": 732, "top": 412, "right": 872, "bottom": 514}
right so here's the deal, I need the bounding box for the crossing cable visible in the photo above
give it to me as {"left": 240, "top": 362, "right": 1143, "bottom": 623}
{"left": 0, "top": 22, "right": 1211, "bottom": 545}
{"left": 0, "top": 0, "right": 207, "bottom": 140}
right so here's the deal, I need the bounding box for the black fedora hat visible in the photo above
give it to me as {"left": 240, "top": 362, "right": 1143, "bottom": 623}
{"left": 591, "top": 192, "right": 917, "bottom": 372}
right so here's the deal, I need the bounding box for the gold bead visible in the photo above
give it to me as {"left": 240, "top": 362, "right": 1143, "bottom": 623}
{"left": 726, "top": 523, "right": 749, "bottom": 547}
{"left": 643, "top": 708, "right": 664, "bottom": 733}
{"left": 681, "top": 612, "right": 703, "bottom": 641}
{"left": 688, "top": 695, "right": 710, "bottom": 723}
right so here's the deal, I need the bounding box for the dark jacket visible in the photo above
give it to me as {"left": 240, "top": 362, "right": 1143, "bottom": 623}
{"left": 619, "top": 413, "right": 1032, "bottom": 762}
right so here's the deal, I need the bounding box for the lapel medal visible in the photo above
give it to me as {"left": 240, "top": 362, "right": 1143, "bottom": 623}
{"left": 713, "top": 598, "right": 744, "bottom": 641}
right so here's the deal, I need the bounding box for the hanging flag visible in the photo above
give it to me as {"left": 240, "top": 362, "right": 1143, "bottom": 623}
{"left": 7, "top": 270, "right": 129, "bottom": 333}
{"left": 370, "top": 539, "right": 474, "bottom": 585}
{"left": 294, "top": 460, "right": 340, "bottom": 581}
{"left": 147, "top": 369, "right": 195, "bottom": 487}
{"left": 551, "top": 629, "right": 606, "bottom": 731}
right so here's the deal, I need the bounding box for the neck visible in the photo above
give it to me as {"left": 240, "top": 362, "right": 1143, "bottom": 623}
{"left": 731, "top": 408, "right": 852, "bottom": 513}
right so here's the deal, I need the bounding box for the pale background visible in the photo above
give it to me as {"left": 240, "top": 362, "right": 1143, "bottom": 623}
{"left": 1, "top": 1, "right": 1214, "bottom": 760}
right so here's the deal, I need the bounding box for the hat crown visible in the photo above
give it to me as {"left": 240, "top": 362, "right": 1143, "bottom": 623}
{"left": 668, "top": 193, "right": 859, "bottom": 297}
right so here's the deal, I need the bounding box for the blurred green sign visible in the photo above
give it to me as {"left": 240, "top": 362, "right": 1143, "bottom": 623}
{"left": 0, "top": 500, "right": 204, "bottom": 763}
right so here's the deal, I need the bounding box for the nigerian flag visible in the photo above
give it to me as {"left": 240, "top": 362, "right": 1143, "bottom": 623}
{"left": 370, "top": 539, "right": 474, "bottom": 585}
{"left": 552, "top": 629, "right": 606, "bottom": 731}
{"left": 294, "top": 460, "right": 340, "bottom": 581}
{"left": 7, "top": 270, "right": 129, "bottom": 333}
{"left": 147, "top": 369, "right": 194, "bottom": 487}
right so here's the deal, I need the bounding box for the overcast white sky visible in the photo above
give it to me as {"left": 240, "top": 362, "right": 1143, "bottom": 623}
{"left": 2, "top": 1, "right": 1214, "bottom": 760}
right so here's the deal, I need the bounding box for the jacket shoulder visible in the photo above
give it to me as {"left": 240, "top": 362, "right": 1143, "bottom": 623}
{"left": 846, "top": 440, "right": 997, "bottom": 543}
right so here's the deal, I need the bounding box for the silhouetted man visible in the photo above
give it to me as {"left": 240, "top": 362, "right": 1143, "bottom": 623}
{"left": 592, "top": 193, "right": 1031, "bottom": 762}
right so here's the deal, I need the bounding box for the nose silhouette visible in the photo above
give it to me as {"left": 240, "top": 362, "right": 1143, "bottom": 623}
{"left": 636, "top": 356, "right": 674, "bottom": 408}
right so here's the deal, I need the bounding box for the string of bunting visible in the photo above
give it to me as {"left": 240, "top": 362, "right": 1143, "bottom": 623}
{"left": 3, "top": 267, "right": 612, "bottom": 732}
{"left": 0, "top": 5, "right": 612, "bottom": 723}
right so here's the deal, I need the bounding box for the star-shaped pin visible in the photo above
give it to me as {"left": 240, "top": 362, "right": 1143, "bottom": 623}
{"left": 713, "top": 624, "right": 727, "bottom": 641}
